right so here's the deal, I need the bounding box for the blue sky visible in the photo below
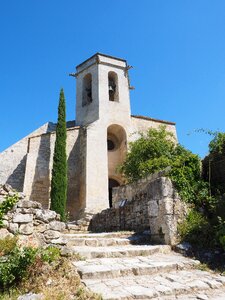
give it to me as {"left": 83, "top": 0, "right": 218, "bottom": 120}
{"left": 1, "top": 1, "right": 225, "bottom": 157}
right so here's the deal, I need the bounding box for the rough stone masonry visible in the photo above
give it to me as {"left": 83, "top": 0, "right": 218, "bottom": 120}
{"left": 90, "top": 173, "right": 186, "bottom": 245}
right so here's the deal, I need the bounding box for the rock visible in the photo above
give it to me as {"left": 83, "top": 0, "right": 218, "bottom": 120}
{"left": 17, "top": 200, "right": 42, "bottom": 209}
{"left": 18, "top": 192, "right": 26, "bottom": 199}
{"left": 0, "top": 189, "right": 8, "bottom": 195}
{"left": 13, "top": 213, "right": 33, "bottom": 223}
{"left": 17, "top": 200, "right": 33, "bottom": 208}
{"left": 17, "top": 293, "right": 44, "bottom": 300}
{"left": 35, "top": 223, "right": 49, "bottom": 233}
{"left": 3, "top": 215, "right": 9, "bottom": 221}
{"left": 56, "top": 213, "right": 61, "bottom": 221}
{"left": 20, "top": 208, "right": 37, "bottom": 214}
{"left": 51, "top": 237, "right": 67, "bottom": 245}
{"left": 8, "top": 191, "right": 16, "bottom": 197}
{"left": 2, "top": 220, "right": 8, "bottom": 227}
{"left": 174, "top": 242, "right": 192, "bottom": 255}
{"left": 0, "top": 195, "right": 5, "bottom": 204}
{"left": 60, "top": 246, "right": 75, "bottom": 257}
{"left": 35, "top": 209, "right": 57, "bottom": 223}
{"left": 0, "top": 228, "right": 13, "bottom": 239}
{"left": 17, "top": 234, "right": 42, "bottom": 248}
{"left": 44, "top": 230, "right": 61, "bottom": 240}
{"left": 3, "top": 183, "right": 12, "bottom": 192}
{"left": 19, "top": 223, "right": 34, "bottom": 235}
{"left": 33, "top": 219, "right": 45, "bottom": 226}
{"left": 31, "top": 201, "right": 42, "bottom": 209}
{"left": 8, "top": 222, "right": 19, "bottom": 234}
{"left": 49, "top": 221, "right": 66, "bottom": 232}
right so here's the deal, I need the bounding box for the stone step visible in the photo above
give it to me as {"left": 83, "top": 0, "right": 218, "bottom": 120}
{"left": 82, "top": 270, "right": 225, "bottom": 300}
{"left": 61, "top": 232, "right": 151, "bottom": 247}
{"left": 64, "top": 224, "right": 89, "bottom": 233}
{"left": 73, "top": 252, "right": 199, "bottom": 280}
{"left": 69, "top": 244, "right": 171, "bottom": 259}
{"left": 62, "top": 231, "right": 136, "bottom": 239}
{"left": 65, "top": 237, "right": 133, "bottom": 247}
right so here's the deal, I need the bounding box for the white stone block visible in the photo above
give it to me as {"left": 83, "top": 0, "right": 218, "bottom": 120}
{"left": 13, "top": 213, "right": 33, "bottom": 223}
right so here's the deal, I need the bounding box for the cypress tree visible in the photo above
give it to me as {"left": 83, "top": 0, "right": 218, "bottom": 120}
{"left": 50, "top": 88, "right": 67, "bottom": 221}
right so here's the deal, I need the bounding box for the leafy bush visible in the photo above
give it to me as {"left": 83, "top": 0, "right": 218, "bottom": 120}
{"left": 40, "top": 246, "right": 61, "bottom": 263}
{"left": 0, "top": 194, "right": 19, "bottom": 228}
{"left": 209, "top": 132, "right": 225, "bottom": 154}
{"left": 0, "top": 246, "right": 38, "bottom": 290}
{"left": 119, "top": 126, "right": 175, "bottom": 182}
{"left": 178, "top": 210, "right": 213, "bottom": 247}
{"left": 216, "top": 217, "right": 225, "bottom": 250}
{"left": 0, "top": 237, "right": 61, "bottom": 292}
{"left": 120, "top": 126, "right": 205, "bottom": 204}
{"left": 0, "top": 236, "right": 18, "bottom": 256}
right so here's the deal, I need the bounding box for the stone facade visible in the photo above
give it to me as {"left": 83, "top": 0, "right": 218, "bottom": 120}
{"left": 90, "top": 174, "right": 186, "bottom": 245}
{"left": 0, "top": 123, "right": 55, "bottom": 192}
{"left": 0, "top": 53, "right": 177, "bottom": 220}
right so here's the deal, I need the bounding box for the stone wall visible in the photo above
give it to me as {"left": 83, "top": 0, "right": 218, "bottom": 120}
{"left": 0, "top": 123, "right": 54, "bottom": 192}
{"left": 0, "top": 184, "right": 66, "bottom": 247}
{"left": 23, "top": 127, "right": 84, "bottom": 219}
{"left": 90, "top": 175, "right": 186, "bottom": 245}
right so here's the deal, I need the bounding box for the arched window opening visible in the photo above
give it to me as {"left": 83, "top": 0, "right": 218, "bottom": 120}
{"left": 107, "top": 139, "right": 115, "bottom": 151}
{"left": 82, "top": 73, "right": 92, "bottom": 106}
{"left": 108, "top": 178, "right": 120, "bottom": 208}
{"left": 108, "top": 72, "right": 118, "bottom": 102}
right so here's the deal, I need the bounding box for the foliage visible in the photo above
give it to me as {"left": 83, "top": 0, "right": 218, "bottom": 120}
{"left": 120, "top": 126, "right": 204, "bottom": 204}
{"left": 0, "top": 194, "right": 19, "bottom": 228}
{"left": 0, "top": 236, "right": 18, "bottom": 256}
{"left": 178, "top": 210, "right": 213, "bottom": 247}
{"left": 198, "top": 129, "right": 225, "bottom": 195}
{"left": 40, "top": 246, "right": 61, "bottom": 263}
{"left": 0, "top": 245, "right": 38, "bottom": 291}
{"left": 120, "top": 126, "right": 225, "bottom": 251}
{"left": 0, "top": 237, "right": 62, "bottom": 292}
{"left": 119, "top": 126, "right": 175, "bottom": 182}
{"left": 50, "top": 89, "right": 68, "bottom": 221}
{"left": 216, "top": 217, "right": 225, "bottom": 251}
{"left": 208, "top": 132, "right": 225, "bottom": 154}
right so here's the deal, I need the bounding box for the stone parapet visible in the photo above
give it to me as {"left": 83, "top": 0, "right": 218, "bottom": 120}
{"left": 90, "top": 175, "right": 186, "bottom": 245}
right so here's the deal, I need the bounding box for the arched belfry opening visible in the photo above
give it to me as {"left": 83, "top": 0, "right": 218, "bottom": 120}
{"left": 108, "top": 178, "right": 120, "bottom": 208}
{"left": 82, "top": 73, "right": 92, "bottom": 106}
{"left": 108, "top": 71, "right": 118, "bottom": 102}
{"left": 107, "top": 124, "right": 127, "bottom": 207}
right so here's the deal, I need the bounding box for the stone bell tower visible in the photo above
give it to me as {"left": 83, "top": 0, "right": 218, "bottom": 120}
{"left": 75, "top": 53, "right": 132, "bottom": 214}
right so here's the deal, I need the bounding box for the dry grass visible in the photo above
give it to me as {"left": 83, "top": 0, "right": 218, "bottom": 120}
{"left": 0, "top": 256, "right": 101, "bottom": 300}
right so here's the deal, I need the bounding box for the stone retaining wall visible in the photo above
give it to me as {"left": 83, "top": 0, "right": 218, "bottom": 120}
{"left": 0, "top": 184, "right": 66, "bottom": 247}
{"left": 90, "top": 176, "right": 186, "bottom": 245}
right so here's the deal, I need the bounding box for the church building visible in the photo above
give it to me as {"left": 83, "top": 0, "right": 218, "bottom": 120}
{"left": 0, "top": 53, "right": 177, "bottom": 220}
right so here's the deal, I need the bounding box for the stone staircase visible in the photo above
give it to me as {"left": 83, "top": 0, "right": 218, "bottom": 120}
{"left": 62, "top": 232, "right": 225, "bottom": 299}
{"left": 64, "top": 213, "right": 93, "bottom": 233}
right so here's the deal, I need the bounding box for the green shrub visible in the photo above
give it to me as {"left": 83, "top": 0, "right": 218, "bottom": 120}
{"left": 216, "top": 217, "right": 225, "bottom": 250}
{"left": 119, "top": 126, "right": 205, "bottom": 204}
{"left": 0, "top": 246, "right": 38, "bottom": 290}
{"left": 0, "top": 194, "right": 19, "bottom": 228}
{"left": 0, "top": 235, "right": 61, "bottom": 291}
{"left": 178, "top": 210, "right": 213, "bottom": 247}
{"left": 40, "top": 246, "right": 60, "bottom": 263}
{"left": 0, "top": 236, "right": 18, "bottom": 256}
